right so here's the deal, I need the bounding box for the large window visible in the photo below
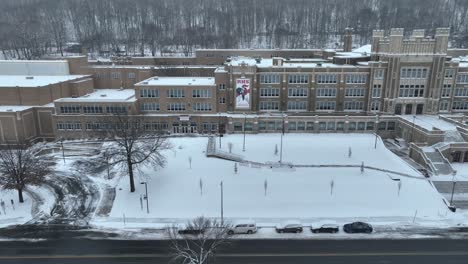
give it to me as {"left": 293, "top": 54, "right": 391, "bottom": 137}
{"left": 259, "top": 101, "right": 279, "bottom": 110}
{"left": 345, "top": 87, "right": 365, "bottom": 97}
{"left": 144, "top": 122, "right": 168, "bottom": 131}
{"left": 454, "top": 87, "right": 468, "bottom": 97}
{"left": 441, "top": 84, "right": 452, "bottom": 98}
{"left": 452, "top": 101, "right": 468, "bottom": 110}
{"left": 439, "top": 101, "right": 450, "bottom": 111}
{"left": 260, "top": 88, "right": 280, "bottom": 97}
{"left": 140, "top": 89, "right": 159, "bottom": 98}
{"left": 288, "top": 88, "right": 308, "bottom": 97}
{"left": 106, "top": 105, "right": 127, "bottom": 114}
{"left": 371, "top": 101, "right": 380, "bottom": 111}
{"left": 192, "top": 89, "right": 212, "bottom": 98}
{"left": 445, "top": 69, "right": 454, "bottom": 78}
{"left": 167, "top": 89, "right": 185, "bottom": 98}
{"left": 398, "top": 84, "right": 425, "bottom": 98}
{"left": 56, "top": 122, "right": 82, "bottom": 130}
{"left": 260, "top": 74, "right": 280, "bottom": 84}
{"left": 316, "top": 101, "right": 336, "bottom": 110}
{"left": 346, "top": 74, "right": 367, "bottom": 84}
{"left": 287, "top": 101, "right": 307, "bottom": 111}
{"left": 374, "top": 69, "right": 384, "bottom": 79}
{"left": 167, "top": 103, "right": 186, "bottom": 111}
{"left": 83, "top": 105, "right": 103, "bottom": 114}
{"left": 218, "top": 84, "right": 226, "bottom": 90}
{"left": 192, "top": 103, "right": 212, "bottom": 111}
{"left": 60, "top": 105, "right": 80, "bottom": 114}
{"left": 140, "top": 103, "right": 160, "bottom": 111}
{"left": 344, "top": 101, "right": 364, "bottom": 111}
{"left": 288, "top": 74, "right": 309, "bottom": 84}
{"left": 316, "top": 74, "right": 337, "bottom": 84}
{"left": 111, "top": 72, "right": 121, "bottom": 79}
{"left": 456, "top": 74, "right": 468, "bottom": 84}
{"left": 400, "top": 68, "right": 428, "bottom": 79}
{"left": 372, "top": 84, "right": 382, "bottom": 98}
{"left": 128, "top": 72, "right": 136, "bottom": 79}
{"left": 316, "top": 88, "right": 337, "bottom": 97}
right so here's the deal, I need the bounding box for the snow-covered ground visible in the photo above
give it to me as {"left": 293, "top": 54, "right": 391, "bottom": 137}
{"left": 91, "top": 133, "right": 461, "bottom": 229}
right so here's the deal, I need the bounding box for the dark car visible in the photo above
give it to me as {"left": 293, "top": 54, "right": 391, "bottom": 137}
{"left": 178, "top": 228, "right": 204, "bottom": 235}
{"left": 311, "top": 224, "right": 339, "bottom": 233}
{"left": 343, "top": 222, "right": 373, "bottom": 233}
{"left": 276, "top": 221, "right": 303, "bottom": 233}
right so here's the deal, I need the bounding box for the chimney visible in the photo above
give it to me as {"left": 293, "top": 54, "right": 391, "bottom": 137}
{"left": 343, "top": 28, "right": 353, "bottom": 52}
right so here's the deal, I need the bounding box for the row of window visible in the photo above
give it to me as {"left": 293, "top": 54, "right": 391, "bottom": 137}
{"left": 345, "top": 74, "right": 367, "bottom": 84}
{"left": 253, "top": 120, "right": 396, "bottom": 131}
{"left": 400, "top": 68, "right": 428, "bottom": 79}
{"left": 259, "top": 74, "right": 368, "bottom": 84}
{"left": 96, "top": 72, "right": 136, "bottom": 79}
{"left": 398, "top": 85, "right": 425, "bottom": 98}
{"left": 140, "top": 89, "right": 212, "bottom": 98}
{"left": 457, "top": 74, "right": 468, "bottom": 84}
{"left": 345, "top": 87, "right": 365, "bottom": 97}
{"left": 60, "top": 105, "right": 127, "bottom": 114}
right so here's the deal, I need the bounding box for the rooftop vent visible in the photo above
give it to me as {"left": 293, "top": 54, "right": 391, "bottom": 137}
{"left": 192, "top": 79, "right": 196, "bottom": 81}
{"left": 317, "top": 62, "right": 322, "bottom": 67}
{"left": 100, "top": 94, "right": 107, "bottom": 97}
{"left": 153, "top": 77, "right": 159, "bottom": 80}
{"left": 142, "top": 81, "right": 149, "bottom": 85}
{"left": 25, "top": 76, "right": 34, "bottom": 80}
{"left": 6, "top": 109, "right": 13, "bottom": 112}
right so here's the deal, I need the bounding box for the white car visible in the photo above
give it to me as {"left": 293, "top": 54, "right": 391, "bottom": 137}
{"left": 228, "top": 220, "right": 257, "bottom": 235}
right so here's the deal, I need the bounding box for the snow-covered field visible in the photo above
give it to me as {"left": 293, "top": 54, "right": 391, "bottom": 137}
{"left": 92, "top": 133, "right": 459, "bottom": 229}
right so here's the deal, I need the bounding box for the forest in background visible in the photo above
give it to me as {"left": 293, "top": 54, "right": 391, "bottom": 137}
{"left": 1, "top": 0, "right": 468, "bottom": 59}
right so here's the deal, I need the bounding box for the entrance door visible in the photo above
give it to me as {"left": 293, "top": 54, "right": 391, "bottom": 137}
{"left": 395, "top": 104, "right": 402, "bottom": 115}
{"left": 452, "top": 151, "right": 461, "bottom": 162}
{"left": 181, "top": 123, "right": 189, "bottom": 133}
{"left": 416, "top": 104, "right": 424, "bottom": 115}
{"left": 405, "top": 104, "right": 413, "bottom": 115}
{"left": 172, "top": 123, "right": 180, "bottom": 133}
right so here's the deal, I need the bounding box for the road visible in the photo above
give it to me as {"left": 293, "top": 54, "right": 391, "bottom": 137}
{"left": 1, "top": 239, "right": 468, "bottom": 263}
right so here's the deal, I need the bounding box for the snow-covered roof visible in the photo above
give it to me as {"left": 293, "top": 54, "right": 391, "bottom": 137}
{"left": 0, "top": 75, "right": 90, "bottom": 88}
{"left": 352, "top": 44, "right": 372, "bottom": 54}
{"left": 135, "top": 77, "right": 216, "bottom": 86}
{"left": 226, "top": 56, "right": 367, "bottom": 68}
{"left": 55, "top": 89, "right": 136, "bottom": 103}
{"left": 90, "top": 65, "right": 217, "bottom": 69}
{"left": 0, "top": 60, "right": 70, "bottom": 75}
{"left": 0, "top": 105, "right": 35, "bottom": 112}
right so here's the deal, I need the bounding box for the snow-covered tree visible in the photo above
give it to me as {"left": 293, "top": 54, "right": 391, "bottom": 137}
{"left": 330, "top": 179, "right": 335, "bottom": 196}
{"left": 0, "top": 144, "right": 54, "bottom": 203}
{"left": 264, "top": 178, "right": 268, "bottom": 196}
{"left": 199, "top": 178, "right": 203, "bottom": 196}
{"left": 348, "top": 147, "right": 352, "bottom": 158}
{"left": 167, "top": 216, "right": 230, "bottom": 264}
{"left": 188, "top": 156, "right": 192, "bottom": 169}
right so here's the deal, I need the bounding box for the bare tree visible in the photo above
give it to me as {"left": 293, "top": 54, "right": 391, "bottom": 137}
{"left": 0, "top": 144, "right": 54, "bottom": 203}
{"left": 167, "top": 216, "right": 230, "bottom": 264}
{"left": 101, "top": 114, "right": 171, "bottom": 192}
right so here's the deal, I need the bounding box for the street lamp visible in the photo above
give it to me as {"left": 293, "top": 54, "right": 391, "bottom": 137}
{"left": 220, "top": 181, "right": 224, "bottom": 224}
{"left": 410, "top": 115, "right": 416, "bottom": 143}
{"left": 242, "top": 113, "right": 247, "bottom": 152}
{"left": 450, "top": 170, "right": 457, "bottom": 206}
{"left": 280, "top": 112, "right": 286, "bottom": 163}
{"left": 141, "top": 182, "right": 149, "bottom": 214}
{"left": 374, "top": 115, "right": 380, "bottom": 149}
{"left": 218, "top": 113, "right": 222, "bottom": 149}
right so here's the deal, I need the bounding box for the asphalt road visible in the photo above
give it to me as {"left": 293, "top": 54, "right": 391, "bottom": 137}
{"left": 1, "top": 238, "right": 468, "bottom": 264}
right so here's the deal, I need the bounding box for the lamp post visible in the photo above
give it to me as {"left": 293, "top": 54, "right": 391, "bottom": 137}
{"left": 280, "top": 112, "right": 286, "bottom": 163}
{"left": 410, "top": 115, "right": 416, "bottom": 143}
{"left": 220, "top": 181, "right": 224, "bottom": 224}
{"left": 374, "top": 115, "right": 379, "bottom": 149}
{"left": 450, "top": 170, "right": 457, "bottom": 206}
{"left": 242, "top": 113, "right": 247, "bottom": 152}
{"left": 218, "top": 113, "right": 222, "bottom": 149}
{"left": 141, "top": 182, "right": 149, "bottom": 214}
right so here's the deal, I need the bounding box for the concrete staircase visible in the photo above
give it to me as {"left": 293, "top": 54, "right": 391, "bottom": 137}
{"left": 423, "top": 148, "right": 453, "bottom": 175}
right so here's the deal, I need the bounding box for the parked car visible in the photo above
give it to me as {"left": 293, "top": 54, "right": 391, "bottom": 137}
{"left": 276, "top": 221, "right": 303, "bottom": 233}
{"left": 228, "top": 221, "right": 257, "bottom": 235}
{"left": 343, "top": 222, "right": 373, "bottom": 233}
{"left": 178, "top": 227, "right": 204, "bottom": 235}
{"left": 311, "top": 224, "right": 339, "bottom": 233}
